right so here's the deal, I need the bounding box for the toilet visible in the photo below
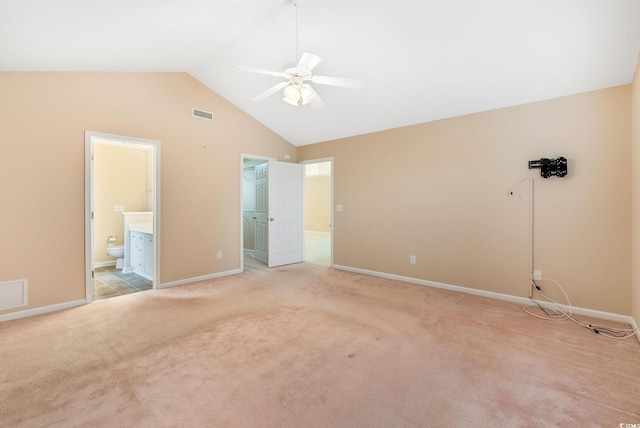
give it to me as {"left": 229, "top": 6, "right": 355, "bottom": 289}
{"left": 107, "top": 245, "right": 125, "bottom": 269}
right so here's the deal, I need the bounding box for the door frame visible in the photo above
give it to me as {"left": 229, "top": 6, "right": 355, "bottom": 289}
{"left": 240, "top": 153, "right": 276, "bottom": 272}
{"left": 299, "top": 157, "right": 334, "bottom": 267}
{"left": 85, "top": 131, "right": 161, "bottom": 302}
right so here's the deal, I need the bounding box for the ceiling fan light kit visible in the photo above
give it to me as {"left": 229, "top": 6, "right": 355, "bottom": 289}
{"left": 234, "top": 0, "right": 362, "bottom": 108}
{"left": 283, "top": 77, "right": 317, "bottom": 106}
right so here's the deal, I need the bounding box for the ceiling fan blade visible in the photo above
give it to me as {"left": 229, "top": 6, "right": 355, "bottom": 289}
{"left": 296, "top": 52, "right": 322, "bottom": 73}
{"left": 252, "top": 81, "right": 290, "bottom": 101}
{"left": 310, "top": 92, "right": 325, "bottom": 109}
{"left": 233, "top": 65, "right": 286, "bottom": 78}
{"left": 310, "top": 75, "right": 364, "bottom": 90}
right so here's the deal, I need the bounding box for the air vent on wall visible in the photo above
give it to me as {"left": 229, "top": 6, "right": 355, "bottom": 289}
{"left": 192, "top": 108, "right": 213, "bottom": 121}
{"left": 0, "top": 278, "right": 27, "bottom": 310}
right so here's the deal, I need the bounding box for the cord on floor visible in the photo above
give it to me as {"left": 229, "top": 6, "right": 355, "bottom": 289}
{"left": 523, "top": 278, "right": 640, "bottom": 340}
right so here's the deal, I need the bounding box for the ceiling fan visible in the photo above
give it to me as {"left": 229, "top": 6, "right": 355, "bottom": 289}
{"left": 234, "top": 1, "right": 363, "bottom": 108}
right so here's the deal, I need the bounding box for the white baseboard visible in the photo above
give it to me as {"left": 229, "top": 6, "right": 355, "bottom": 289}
{"left": 332, "top": 264, "right": 637, "bottom": 327}
{"left": 0, "top": 268, "right": 242, "bottom": 322}
{"left": 158, "top": 269, "right": 243, "bottom": 289}
{"left": 631, "top": 316, "right": 640, "bottom": 346}
{"left": 0, "top": 299, "right": 86, "bottom": 323}
{"left": 4, "top": 265, "right": 637, "bottom": 346}
{"left": 94, "top": 260, "right": 116, "bottom": 268}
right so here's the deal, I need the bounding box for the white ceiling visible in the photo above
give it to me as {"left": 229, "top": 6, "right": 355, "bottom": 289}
{"left": 2, "top": 0, "right": 639, "bottom": 146}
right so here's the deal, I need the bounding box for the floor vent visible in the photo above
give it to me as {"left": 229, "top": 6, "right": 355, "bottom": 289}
{"left": 192, "top": 108, "right": 213, "bottom": 121}
{"left": 0, "top": 278, "right": 28, "bottom": 310}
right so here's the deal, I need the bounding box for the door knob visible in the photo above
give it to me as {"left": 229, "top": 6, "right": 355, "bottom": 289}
{"left": 252, "top": 216, "right": 257, "bottom": 220}
{"left": 269, "top": 217, "right": 275, "bottom": 222}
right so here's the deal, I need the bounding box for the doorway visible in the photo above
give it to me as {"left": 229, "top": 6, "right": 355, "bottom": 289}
{"left": 241, "top": 154, "right": 276, "bottom": 271}
{"left": 301, "top": 159, "right": 333, "bottom": 266}
{"left": 85, "top": 131, "right": 160, "bottom": 302}
{"left": 240, "top": 155, "right": 305, "bottom": 269}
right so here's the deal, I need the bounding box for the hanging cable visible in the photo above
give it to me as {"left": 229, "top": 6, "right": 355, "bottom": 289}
{"left": 510, "top": 179, "right": 638, "bottom": 341}
{"left": 509, "top": 177, "right": 534, "bottom": 297}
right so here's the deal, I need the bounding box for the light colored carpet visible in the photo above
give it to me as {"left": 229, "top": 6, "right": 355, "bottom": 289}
{"left": 1, "top": 256, "right": 639, "bottom": 427}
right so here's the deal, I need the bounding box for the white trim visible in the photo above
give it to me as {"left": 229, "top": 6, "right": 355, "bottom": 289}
{"left": 299, "top": 157, "right": 334, "bottom": 164}
{"left": 94, "top": 261, "right": 116, "bottom": 268}
{"left": 85, "top": 136, "right": 92, "bottom": 301}
{"left": 631, "top": 316, "right": 640, "bottom": 346}
{"left": 0, "top": 300, "right": 86, "bottom": 323}
{"left": 85, "top": 131, "right": 161, "bottom": 303}
{"left": 332, "top": 264, "right": 636, "bottom": 326}
{"left": 300, "top": 157, "right": 334, "bottom": 267}
{"left": 158, "top": 269, "right": 242, "bottom": 289}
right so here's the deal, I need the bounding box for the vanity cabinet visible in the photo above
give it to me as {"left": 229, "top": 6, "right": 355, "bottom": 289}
{"left": 130, "top": 231, "right": 154, "bottom": 280}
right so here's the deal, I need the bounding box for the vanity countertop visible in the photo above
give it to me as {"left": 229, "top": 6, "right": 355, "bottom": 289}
{"left": 129, "top": 223, "right": 153, "bottom": 234}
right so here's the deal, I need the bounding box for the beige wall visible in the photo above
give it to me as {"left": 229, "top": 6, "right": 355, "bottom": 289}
{"left": 632, "top": 56, "right": 640, "bottom": 325}
{"left": 305, "top": 175, "right": 331, "bottom": 232}
{"left": 0, "top": 71, "right": 635, "bottom": 319}
{"left": 299, "top": 86, "right": 632, "bottom": 315}
{"left": 0, "top": 72, "right": 295, "bottom": 314}
{"left": 94, "top": 143, "right": 147, "bottom": 263}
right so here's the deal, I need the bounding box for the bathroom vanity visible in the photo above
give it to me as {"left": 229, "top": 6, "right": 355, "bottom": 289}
{"left": 121, "top": 212, "right": 154, "bottom": 281}
{"left": 129, "top": 230, "right": 153, "bottom": 280}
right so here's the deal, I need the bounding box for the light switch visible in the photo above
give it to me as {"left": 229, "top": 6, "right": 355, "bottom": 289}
{"left": 114, "top": 205, "right": 125, "bottom": 212}
{"left": 336, "top": 204, "right": 343, "bottom": 212}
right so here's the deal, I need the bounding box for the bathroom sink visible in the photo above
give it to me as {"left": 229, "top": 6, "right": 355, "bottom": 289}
{"left": 129, "top": 223, "right": 153, "bottom": 234}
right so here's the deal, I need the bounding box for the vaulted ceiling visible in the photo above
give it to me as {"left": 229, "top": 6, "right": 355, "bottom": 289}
{"left": 2, "top": 0, "right": 639, "bottom": 146}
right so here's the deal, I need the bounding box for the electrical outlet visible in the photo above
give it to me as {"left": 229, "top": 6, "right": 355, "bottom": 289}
{"left": 410, "top": 255, "right": 416, "bottom": 265}
{"left": 533, "top": 270, "right": 542, "bottom": 281}
{"left": 217, "top": 250, "right": 222, "bottom": 259}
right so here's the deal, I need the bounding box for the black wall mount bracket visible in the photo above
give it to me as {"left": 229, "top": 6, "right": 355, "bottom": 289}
{"left": 528, "top": 157, "right": 567, "bottom": 178}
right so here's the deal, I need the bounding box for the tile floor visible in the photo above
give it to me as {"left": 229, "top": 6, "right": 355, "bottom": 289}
{"left": 94, "top": 266, "right": 153, "bottom": 300}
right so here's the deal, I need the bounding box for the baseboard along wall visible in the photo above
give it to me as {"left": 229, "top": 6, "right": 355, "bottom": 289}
{"left": 158, "top": 269, "right": 243, "bottom": 289}
{"left": 93, "top": 261, "right": 116, "bottom": 268}
{"left": 0, "top": 300, "right": 86, "bottom": 323}
{"left": 0, "top": 269, "right": 242, "bottom": 323}
{"left": 332, "top": 263, "right": 639, "bottom": 344}
{"left": 2, "top": 263, "right": 638, "bottom": 347}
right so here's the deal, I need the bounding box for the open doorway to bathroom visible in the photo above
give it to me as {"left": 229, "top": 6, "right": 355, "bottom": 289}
{"left": 302, "top": 159, "right": 332, "bottom": 266}
{"left": 85, "top": 131, "right": 160, "bottom": 302}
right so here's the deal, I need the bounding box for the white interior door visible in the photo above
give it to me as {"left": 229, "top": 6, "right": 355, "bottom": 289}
{"left": 253, "top": 160, "right": 304, "bottom": 267}
{"left": 254, "top": 162, "right": 268, "bottom": 264}
{"left": 267, "top": 160, "right": 304, "bottom": 267}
